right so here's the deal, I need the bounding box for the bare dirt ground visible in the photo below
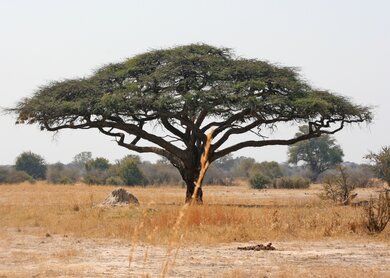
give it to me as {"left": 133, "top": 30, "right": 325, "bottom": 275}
{"left": 1, "top": 227, "right": 390, "bottom": 277}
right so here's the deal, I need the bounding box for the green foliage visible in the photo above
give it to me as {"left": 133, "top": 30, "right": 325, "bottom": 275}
{"left": 288, "top": 125, "right": 344, "bottom": 181}
{"left": 13, "top": 44, "right": 371, "bottom": 138}
{"left": 249, "top": 161, "right": 283, "bottom": 180}
{"left": 83, "top": 157, "right": 111, "bottom": 185}
{"left": 249, "top": 174, "right": 271, "bottom": 189}
{"left": 365, "top": 146, "right": 390, "bottom": 186}
{"left": 115, "top": 156, "right": 146, "bottom": 186}
{"left": 15, "top": 151, "right": 47, "bottom": 180}
{"left": 272, "top": 176, "right": 310, "bottom": 189}
{"left": 85, "top": 157, "right": 110, "bottom": 171}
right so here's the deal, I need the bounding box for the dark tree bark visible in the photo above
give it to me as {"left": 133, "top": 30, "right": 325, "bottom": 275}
{"left": 185, "top": 180, "right": 203, "bottom": 204}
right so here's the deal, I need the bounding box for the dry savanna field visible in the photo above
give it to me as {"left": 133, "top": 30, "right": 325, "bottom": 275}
{"left": 1, "top": 182, "right": 390, "bottom": 277}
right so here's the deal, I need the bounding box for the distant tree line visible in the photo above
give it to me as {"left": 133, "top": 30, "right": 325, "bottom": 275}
{"left": 0, "top": 148, "right": 384, "bottom": 190}
{"left": 1, "top": 130, "right": 388, "bottom": 189}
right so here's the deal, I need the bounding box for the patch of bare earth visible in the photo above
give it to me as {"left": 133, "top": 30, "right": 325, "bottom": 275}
{"left": 1, "top": 228, "right": 389, "bottom": 277}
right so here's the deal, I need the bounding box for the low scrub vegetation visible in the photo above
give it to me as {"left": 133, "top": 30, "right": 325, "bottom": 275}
{"left": 320, "top": 166, "right": 356, "bottom": 205}
{"left": 272, "top": 176, "right": 310, "bottom": 189}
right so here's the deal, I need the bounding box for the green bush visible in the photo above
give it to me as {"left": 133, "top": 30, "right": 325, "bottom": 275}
{"left": 117, "top": 158, "right": 146, "bottom": 186}
{"left": 15, "top": 151, "right": 47, "bottom": 180}
{"left": 272, "top": 176, "right": 310, "bottom": 189}
{"left": 249, "top": 161, "right": 283, "bottom": 180}
{"left": 85, "top": 157, "right": 110, "bottom": 171}
{"left": 249, "top": 174, "right": 271, "bottom": 189}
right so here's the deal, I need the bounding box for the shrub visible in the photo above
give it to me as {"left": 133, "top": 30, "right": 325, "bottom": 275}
{"left": 272, "top": 176, "right": 310, "bottom": 189}
{"left": 15, "top": 151, "right": 47, "bottom": 180}
{"left": 83, "top": 171, "right": 108, "bottom": 185}
{"left": 249, "top": 174, "right": 271, "bottom": 189}
{"left": 365, "top": 191, "right": 390, "bottom": 233}
{"left": 320, "top": 165, "right": 355, "bottom": 205}
{"left": 249, "top": 161, "right": 283, "bottom": 180}
{"left": 365, "top": 146, "right": 390, "bottom": 186}
{"left": 47, "top": 162, "right": 79, "bottom": 184}
{"left": 85, "top": 157, "right": 110, "bottom": 171}
{"left": 116, "top": 156, "right": 146, "bottom": 186}
{"left": 83, "top": 157, "right": 111, "bottom": 185}
{"left": 105, "top": 176, "right": 125, "bottom": 185}
{"left": 0, "top": 167, "right": 33, "bottom": 184}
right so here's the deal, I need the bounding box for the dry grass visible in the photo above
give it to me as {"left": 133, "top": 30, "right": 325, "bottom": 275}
{"left": 0, "top": 182, "right": 388, "bottom": 245}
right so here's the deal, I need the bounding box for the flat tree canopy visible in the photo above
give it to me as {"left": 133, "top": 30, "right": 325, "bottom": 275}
{"left": 11, "top": 44, "right": 372, "bottom": 203}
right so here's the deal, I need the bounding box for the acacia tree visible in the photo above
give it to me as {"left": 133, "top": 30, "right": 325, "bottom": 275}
{"left": 10, "top": 44, "right": 371, "bottom": 203}
{"left": 288, "top": 125, "right": 344, "bottom": 181}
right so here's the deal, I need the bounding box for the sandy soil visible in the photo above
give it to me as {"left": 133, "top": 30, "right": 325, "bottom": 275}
{"left": 1, "top": 228, "right": 390, "bottom": 277}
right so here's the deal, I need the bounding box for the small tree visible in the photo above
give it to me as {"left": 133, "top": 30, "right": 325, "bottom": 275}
{"left": 321, "top": 165, "right": 356, "bottom": 205}
{"left": 249, "top": 161, "right": 283, "bottom": 180}
{"left": 249, "top": 173, "right": 271, "bottom": 189}
{"left": 288, "top": 126, "right": 344, "bottom": 181}
{"left": 15, "top": 151, "right": 47, "bottom": 180}
{"left": 72, "top": 151, "right": 92, "bottom": 170}
{"left": 116, "top": 156, "right": 146, "bottom": 186}
{"left": 10, "top": 44, "right": 372, "bottom": 203}
{"left": 84, "top": 157, "right": 111, "bottom": 185}
{"left": 365, "top": 146, "right": 390, "bottom": 187}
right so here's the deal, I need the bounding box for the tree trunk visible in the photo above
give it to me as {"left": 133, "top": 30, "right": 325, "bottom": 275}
{"left": 185, "top": 179, "right": 203, "bottom": 204}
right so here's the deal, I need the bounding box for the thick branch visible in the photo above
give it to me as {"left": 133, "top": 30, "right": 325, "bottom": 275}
{"left": 211, "top": 130, "right": 322, "bottom": 162}
{"left": 201, "top": 109, "right": 251, "bottom": 133}
{"left": 43, "top": 118, "right": 187, "bottom": 161}
{"left": 161, "top": 116, "right": 188, "bottom": 144}
{"left": 98, "top": 127, "right": 185, "bottom": 172}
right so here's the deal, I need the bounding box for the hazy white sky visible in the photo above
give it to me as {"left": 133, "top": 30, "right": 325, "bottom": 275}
{"left": 0, "top": 0, "right": 389, "bottom": 165}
